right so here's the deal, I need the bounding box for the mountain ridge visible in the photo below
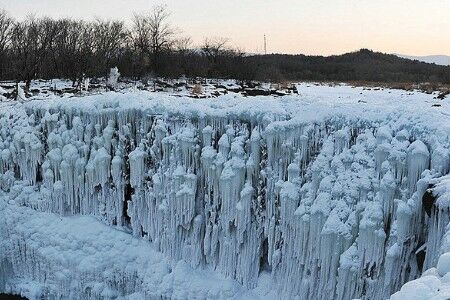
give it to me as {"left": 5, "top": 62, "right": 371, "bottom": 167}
{"left": 242, "top": 49, "right": 450, "bottom": 83}
{"left": 395, "top": 54, "right": 450, "bottom": 66}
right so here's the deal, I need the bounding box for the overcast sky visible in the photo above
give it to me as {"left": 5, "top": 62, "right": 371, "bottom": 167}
{"left": 1, "top": 0, "right": 449, "bottom": 56}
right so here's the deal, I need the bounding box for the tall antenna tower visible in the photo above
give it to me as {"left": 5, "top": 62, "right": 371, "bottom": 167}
{"left": 264, "top": 34, "right": 267, "bottom": 55}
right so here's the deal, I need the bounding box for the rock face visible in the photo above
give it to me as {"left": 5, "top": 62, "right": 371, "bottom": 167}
{"left": 1, "top": 89, "right": 450, "bottom": 299}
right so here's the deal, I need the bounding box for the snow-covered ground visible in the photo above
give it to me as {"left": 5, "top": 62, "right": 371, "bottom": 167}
{"left": 0, "top": 78, "right": 276, "bottom": 101}
{"left": 1, "top": 83, "right": 450, "bottom": 299}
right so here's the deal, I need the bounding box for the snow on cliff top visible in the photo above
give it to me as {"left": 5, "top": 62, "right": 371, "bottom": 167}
{"left": 2, "top": 83, "right": 449, "bottom": 139}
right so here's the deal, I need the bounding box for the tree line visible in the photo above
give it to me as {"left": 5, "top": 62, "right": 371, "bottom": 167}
{"left": 0, "top": 7, "right": 449, "bottom": 91}
{"left": 0, "top": 6, "right": 247, "bottom": 90}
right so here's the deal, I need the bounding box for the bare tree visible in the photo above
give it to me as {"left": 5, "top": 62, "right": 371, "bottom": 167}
{"left": 0, "top": 10, "right": 13, "bottom": 53}
{"left": 51, "top": 19, "right": 79, "bottom": 80}
{"left": 50, "top": 19, "right": 93, "bottom": 85}
{"left": 77, "top": 22, "right": 96, "bottom": 80}
{"left": 8, "top": 16, "right": 61, "bottom": 90}
{"left": 174, "top": 36, "right": 192, "bottom": 54}
{"left": 201, "top": 37, "right": 229, "bottom": 63}
{"left": 92, "top": 19, "right": 128, "bottom": 76}
{"left": 201, "top": 37, "right": 237, "bottom": 77}
{"left": 10, "top": 16, "right": 48, "bottom": 91}
{"left": 132, "top": 5, "right": 175, "bottom": 76}
{"left": 39, "top": 17, "right": 60, "bottom": 78}
{"left": 0, "top": 10, "right": 14, "bottom": 78}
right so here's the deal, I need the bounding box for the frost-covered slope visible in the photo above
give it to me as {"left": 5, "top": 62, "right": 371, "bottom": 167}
{"left": 1, "top": 84, "right": 450, "bottom": 299}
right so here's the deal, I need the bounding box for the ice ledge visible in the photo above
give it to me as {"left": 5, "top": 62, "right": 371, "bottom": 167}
{"left": 0, "top": 201, "right": 275, "bottom": 300}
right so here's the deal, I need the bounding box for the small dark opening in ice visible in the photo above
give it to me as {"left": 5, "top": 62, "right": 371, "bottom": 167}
{"left": 416, "top": 248, "right": 426, "bottom": 272}
{"left": 141, "top": 225, "right": 148, "bottom": 238}
{"left": 123, "top": 183, "right": 134, "bottom": 225}
{"left": 259, "top": 237, "right": 271, "bottom": 273}
{"left": 35, "top": 163, "right": 42, "bottom": 182}
{"left": 94, "top": 184, "right": 102, "bottom": 194}
{"left": 422, "top": 185, "right": 435, "bottom": 217}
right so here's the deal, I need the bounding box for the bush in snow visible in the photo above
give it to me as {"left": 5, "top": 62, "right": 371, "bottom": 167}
{"left": 192, "top": 84, "right": 203, "bottom": 95}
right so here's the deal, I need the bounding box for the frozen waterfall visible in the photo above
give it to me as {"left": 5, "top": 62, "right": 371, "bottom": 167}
{"left": 1, "top": 86, "right": 450, "bottom": 299}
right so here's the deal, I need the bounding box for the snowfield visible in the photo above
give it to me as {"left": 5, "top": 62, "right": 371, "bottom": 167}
{"left": 1, "top": 82, "right": 450, "bottom": 299}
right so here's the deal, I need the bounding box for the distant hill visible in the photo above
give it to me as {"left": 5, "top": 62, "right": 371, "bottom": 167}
{"left": 242, "top": 49, "right": 450, "bottom": 83}
{"left": 396, "top": 54, "right": 450, "bottom": 66}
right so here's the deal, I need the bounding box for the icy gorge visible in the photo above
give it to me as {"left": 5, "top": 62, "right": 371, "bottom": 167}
{"left": 1, "top": 84, "right": 450, "bottom": 299}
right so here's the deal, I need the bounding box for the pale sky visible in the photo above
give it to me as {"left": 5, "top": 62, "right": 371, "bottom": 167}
{"left": 1, "top": 0, "right": 449, "bottom": 56}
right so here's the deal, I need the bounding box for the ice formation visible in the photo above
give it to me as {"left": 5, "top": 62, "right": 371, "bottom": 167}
{"left": 1, "top": 84, "right": 450, "bottom": 299}
{"left": 106, "top": 67, "right": 120, "bottom": 91}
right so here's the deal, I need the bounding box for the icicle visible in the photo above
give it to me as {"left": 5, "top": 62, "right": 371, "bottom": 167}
{"left": 111, "top": 155, "right": 122, "bottom": 184}
{"left": 95, "top": 147, "right": 111, "bottom": 186}
{"left": 431, "top": 144, "right": 449, "bottom": 175}
{"left": 129, "top": 146, "right": 146, "bottom": 188}
{"left": 334, "top": 128, "right": 350, "bottom": 155}
{"left": 202, "top": 125, "right": 213, "bottom": 147}
{"left": 407, "top": 140, "right": 430, "bottom": 194}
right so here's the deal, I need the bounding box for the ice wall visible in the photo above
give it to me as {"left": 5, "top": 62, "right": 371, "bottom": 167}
{"left": 391, "top": 175, "right": 450, "bottom": 299}
{"left": 0, "top": 94, "right": 449, "bottom": 299}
